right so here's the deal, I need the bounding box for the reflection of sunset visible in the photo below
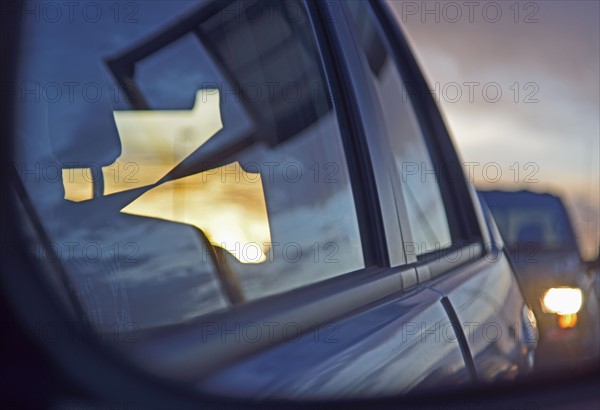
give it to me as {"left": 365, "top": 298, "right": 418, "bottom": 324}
{"left": 103, "top": 88, "right": 222, "bottom": 195}
{"left": 61, "top": 89, "right": 222, "bottom": 200}
{"left": 62, "top": 168, "right": 93, "bottom": 202}
{"left": 61, "top": 88, "right": 273, "bottom": 263}
{"left": 120, "top": 161, "right": 271, "bottom": 264}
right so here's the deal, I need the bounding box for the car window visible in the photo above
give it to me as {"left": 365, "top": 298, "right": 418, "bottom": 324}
{"left": 346, "top": 1, "right": 453, "bottom": 258}
{"left": 14, "top": 0, "right": 364, "bottom": 329}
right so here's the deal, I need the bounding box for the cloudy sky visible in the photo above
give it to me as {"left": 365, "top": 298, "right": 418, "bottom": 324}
{"left": 389, "top": 0, "right": 600, "bottom": 259}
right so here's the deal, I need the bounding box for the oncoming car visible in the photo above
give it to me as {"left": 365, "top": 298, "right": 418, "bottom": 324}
{"left": 3, "top": 0, "right": 539, "bottom": 404}
{"left": 480, "top": 190, "right": 600, "bottom": 367}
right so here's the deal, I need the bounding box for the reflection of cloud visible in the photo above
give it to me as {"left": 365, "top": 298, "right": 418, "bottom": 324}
{"left": 135, "top": 33, "right": 213, "bottom": 110}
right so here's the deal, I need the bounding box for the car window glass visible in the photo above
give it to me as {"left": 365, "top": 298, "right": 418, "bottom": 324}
{"left": 347, "top": 1, "right": 453, "bottom": 257}
{"left": 14, "top": 0, "right": 364, "bottom": 329}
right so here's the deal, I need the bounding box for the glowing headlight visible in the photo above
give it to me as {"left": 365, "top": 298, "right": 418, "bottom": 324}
{"left": 541, "top": 287, "right": 583, "bottom": 315}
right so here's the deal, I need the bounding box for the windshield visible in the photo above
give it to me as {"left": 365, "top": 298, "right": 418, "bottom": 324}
{"left": 481, "top": 191, "right": 579, "bottom": 254}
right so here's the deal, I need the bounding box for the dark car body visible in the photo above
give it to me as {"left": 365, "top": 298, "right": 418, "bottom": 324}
{"left": 3, "top": 0, "right": 538, "bottom": 403}
{"left": 480, "top": 190, "right": 600, "bottom": 366}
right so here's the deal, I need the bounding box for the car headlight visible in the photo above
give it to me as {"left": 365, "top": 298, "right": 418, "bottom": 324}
{"left": 541, "top": 287, "right": 583, "bottom": 315}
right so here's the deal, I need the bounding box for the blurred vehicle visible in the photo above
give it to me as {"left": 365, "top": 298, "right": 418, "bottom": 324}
{"left": 3, "top": 0, "right": 540, "bottom": 405}
{"left": 480, "top": 190, "right": 600, "bottom": 367}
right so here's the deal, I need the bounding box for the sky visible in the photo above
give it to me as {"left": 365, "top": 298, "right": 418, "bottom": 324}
{"left": 389, "top": 0, "right": 600, "bottom": 259}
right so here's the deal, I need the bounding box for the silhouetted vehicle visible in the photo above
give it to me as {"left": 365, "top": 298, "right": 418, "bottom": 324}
{"left": 480, "top": 190, "right": 600, "bottom": 367}
{"left": 3, "top": 0, "right": 539, "bottom": 405}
